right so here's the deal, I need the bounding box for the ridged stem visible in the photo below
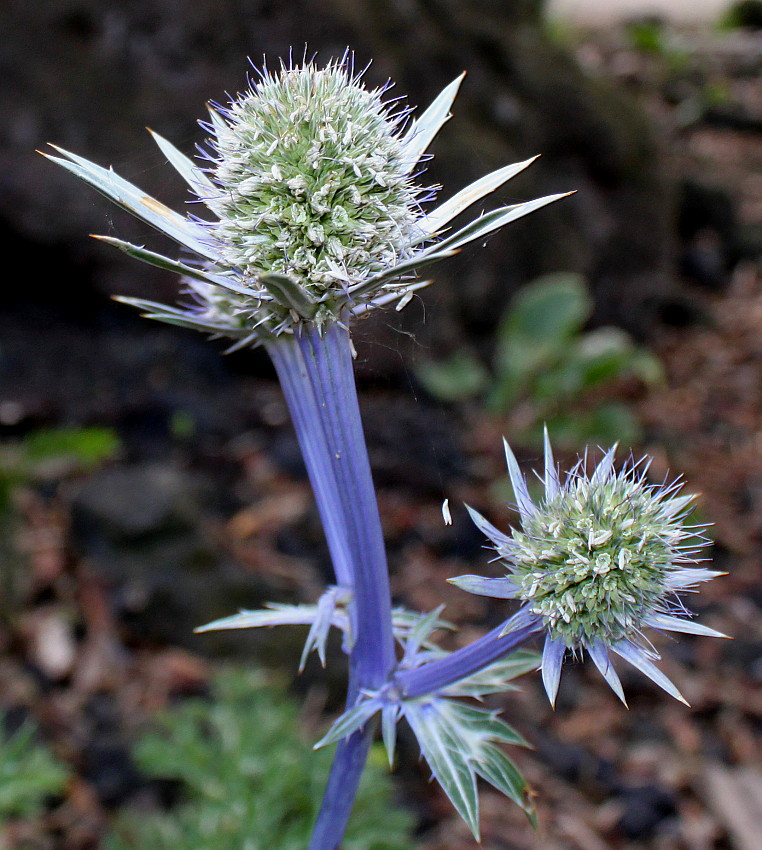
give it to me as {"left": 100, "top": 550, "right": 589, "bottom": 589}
{"left": 306, "top": 727, "right": 374, "bottom": 850}
{"left": 393, "top": 612, "right": 541, "bottom": 699}
{"left": 268, "top": 323, "right": 396, "bottom": 850}
{"left": 268, "top": 322, "right": 396, "bottom": 690}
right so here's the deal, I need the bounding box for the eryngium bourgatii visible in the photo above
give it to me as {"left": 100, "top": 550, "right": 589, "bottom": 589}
{"left": 451, "top": 432, "right": 725, "bottom": 706}
{"left": 44, "top": 55, "right": 568, "bottom": 350}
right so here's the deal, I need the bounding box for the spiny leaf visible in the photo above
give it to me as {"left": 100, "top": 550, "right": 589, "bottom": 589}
{"left": 314, "top": 700, "right": 381, "bottom": 750}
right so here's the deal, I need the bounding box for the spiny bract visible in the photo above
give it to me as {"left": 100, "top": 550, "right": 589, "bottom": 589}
{"left": 451, "top": 431, "right": 725, "bottom": 706}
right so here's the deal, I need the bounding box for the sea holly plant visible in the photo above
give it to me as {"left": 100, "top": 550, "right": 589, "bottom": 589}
{"left": 45, "top": 53, "right": 724, "bottom": 848}
{"left": 448, "top": 432, "right": 725, "bottom": 707}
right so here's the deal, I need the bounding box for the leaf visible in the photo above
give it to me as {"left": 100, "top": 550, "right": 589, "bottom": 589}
{"left": 416, "top": 351, "right": 489, "bottom": 402}
{"left": 443, "top": 650, "right": 541, "bottom": 698}
{"left": 432, "top": 193, "right": 572, "bottom": 256}
{"left": 464, "top": 504, "right": 516, "bottom": 550}
{"left": 382, "top": 704, "right": 400, "bottom": 767}
{"left": 93, "top": 236, "right": 253, "bottom": 297}
{"left": 195, "top": 605, "right": 329, "bottom": 633}
{"left": 401, "top": 74, "right": 465, "bottom": 172}
{"left": 347, "top": 248, "right": 458, "bottom": 298}
{"left": 22, "top": 426, "right": 119, "bottom": 468}
{"left": 314, "top": 699, "right": 382, "bottom": 749}
{"left": 404, "top": 700, "right": 480, "bottom": 839}
{"left": 349, "top": 280, "right": 433, "bottom": 316}
{"left": 419, "top": 156, "right": 540, "bottom": 237}
{"left": 474, "top": 747, "right": 536, "bottom": 824}
{"left": 447, "top": 574, "right": 519, "bottom": 600}
{"left": 195, "top": 589, "right": 353, "bottom": 671}
{"left": 543, "top": 402, "right": 642, "bottom": 450}
{"left": 401, "top": 606, "right": 448, "bottom": 665}
{"left": 447, "top": 703, "right": 531, "bottom": 748}
{"left": 148, "top": 128, "right": 216, "bottom": 196}
{"left": 629, "top": 347, "right": 665, "bottom": 385}
{"left": 300, "top": 586, "right": 353, "bottom": 670}
{"left": 113, "top": 297, "right": 247, "bottom": 337}
{"left": 0, "top": 721, "right": 69, "bottom": 819}
{"left": 391, "top": 607, "right": 454, "bottom": 646}
{"left": 492, "top": 272, "right": 592, "bottom": 396}
{"left": 402, "top": 693, "right": 537, "bottom": 838}
{"left": 258, "top": 274, "right": 318, "bottom": 319}
{"left": 43, "top": 145, "right": 218, "bottom": 261}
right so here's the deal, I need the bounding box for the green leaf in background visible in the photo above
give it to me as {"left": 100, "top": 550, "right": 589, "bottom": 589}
{"left": 1, "top": 426, "right": 119, "bottom": 515}
{"left": 416, "top": 350, "right": 489, "bottom": 402}
{"left": 105, "top": 668, "right": 413, "bottom": 850}
{"left": 542, "top": 401, "right": 643, "bottom": 449}
{"left": 0, "top": 720, "right": 69, "bottom": 820}
{"left": 490, "top": 272, "right": 591, "bottom": 409}
{"left": 625, "top": 18, "right": 666, "bottom": 54}
{"left": 22, "top": 426, "right": 119, "bottom": 468}
{"left": 533, "top": 327, "right": 642, "bottom": 402}
{"left": 418, "top": 270, "right": 663, "bottom": 451}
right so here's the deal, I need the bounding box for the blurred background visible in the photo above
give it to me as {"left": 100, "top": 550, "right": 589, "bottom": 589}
{"left": 1, "top": 0, "right": 761, "bottom": 847}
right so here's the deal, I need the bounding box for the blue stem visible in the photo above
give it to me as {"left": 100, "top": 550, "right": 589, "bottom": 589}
{"left": 268, "top": 323, "right": 396, "bottom": 690}
{"left": 394, "top": 613, "right": 541, "bottom": 699}
{"left": 306, "top": 727, "right": 374, "bottom": 850}
{"left": 268, "top": 322, "right": 396, "bottom": 850}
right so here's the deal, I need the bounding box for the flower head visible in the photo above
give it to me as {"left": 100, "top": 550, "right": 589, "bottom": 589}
{"left": 209, "top": 59, "right": 422, "bottom": 294}
{"left": 451, "top": 431, "right": 725, "bottom": 706}
{"left": 44, "top": 54, "right": 568, "bottom": 349}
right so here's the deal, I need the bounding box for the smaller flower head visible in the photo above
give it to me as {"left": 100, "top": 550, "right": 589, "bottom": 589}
{"left": 451, "top": 431, "right": 725, "bottom": 706}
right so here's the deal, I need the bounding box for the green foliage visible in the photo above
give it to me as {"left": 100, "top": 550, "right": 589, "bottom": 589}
{"left": 623, "top": 18, "right": 691, "bottom": 73}
{"left": 719, "top": 0, "right": 762, "bottom": 30}
{"left": 404, "top": 698, "right": 534, "bottom": 840}
{"left": 105, "top": 668, "right": 414, "bottom": 850}
{"left": 21, "top": 426, "right": 119, "bottom": 468}
{"left": 415, "top": 351, "right": 489, "bottom": 403}
{"left": 625, "top": 18, "right": 667, "bottom": 54}
{"left": 417, "top": 273, "right": 662, "bottom": 449}
{"left": 0, "top": 426, "right": 119, "bottom": 511}
{"left": 0, "top": 719, "right": 69, "bottom": 820}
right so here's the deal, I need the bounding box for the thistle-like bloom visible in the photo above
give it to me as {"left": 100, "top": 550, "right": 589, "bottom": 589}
{"left": 43, "top": 55, "right": 566, "bottom": 348}
{"left": 451, "top": 432, "right": 725, "bottom": 706}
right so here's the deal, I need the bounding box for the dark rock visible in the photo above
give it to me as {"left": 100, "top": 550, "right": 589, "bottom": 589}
{"left": 70, "top": 461, "right": 305, "bottom": 659}
{"left": 616, "top": 784, "right": 677, "bottom": 840}
{"left": 704, "top": 102, "right": 762, "bottom": 133}
{"left": 361, "top": 395, "right": 467, "bottom": 493}
{"left": 678, "top": 180, "right": 739, "bottom": 289}
{"left": 78, "top": 691, "right": 144, "bottom": 808}
{"left": 535, "top": 732, "right": 618, "bottom": 793}
{"left": 81, "top": 739, "right": 142, "bottom": 808}
{"left": 73, "top": 464, "right": 199, "bottom": 541}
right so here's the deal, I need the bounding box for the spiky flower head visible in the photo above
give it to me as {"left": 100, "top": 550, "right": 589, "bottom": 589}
{"left": 451, "top": 432, "right": 725, "bottom": 706}
{"left": 44, "top": 53, "right": 567, "bottom": 349}
{"left": 209, "top": 60, "right": 421, "bottom": 296}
